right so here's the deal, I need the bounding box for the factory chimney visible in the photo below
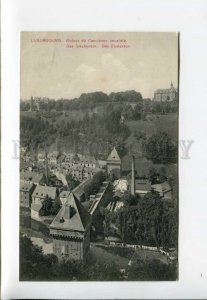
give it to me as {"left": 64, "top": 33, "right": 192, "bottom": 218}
{"left": 45, "top": 151, "right": 48, "bottom": 185}
{"left": 131, "top": 155, "right": 135, "bottom": 196}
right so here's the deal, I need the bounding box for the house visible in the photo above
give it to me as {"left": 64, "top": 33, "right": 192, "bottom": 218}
{"left": 47, "top": 151, "right": 60, "bottom": 164}
{"left": 20, "top": 182, "right": 35, "bottom": 208}
{"left": 32, "top": 185, "right": 57, "bottom": 204}
{"left": 80, "top": 155, "right": 98, "bottom": 168}
{"left": 48, "top": 175, "right": 63, "bottom": 187}
{"left": 38, "top": 152, "right": 46, "bottom": 163}
{"left": 83, "top": 166, "right": 103, "bottom": 179}
{"left": 20, "top": 170, "right": 46, "bottom": 186}
{"left": 69, "top": 165, "right": 84, "bottom": 181}
{"left": 50, "top": 193, "right": 91, "bottom": 260}
{"left": 63, "top": 155, "right": 73, "bottom": 165}
{"left": 31, "top": 185, "right": 58, "bottom": 220}
{"left": 106, "top": 147, "right": 121, "bottom": 178}
{"left": 134, "top": 179, "right": 151, "bottom": 195}
{"left": 98, "top": 159, "right": 107, "bottom": 169}
{"left": 151, "top": 181, "right": 172, "bottom": 200}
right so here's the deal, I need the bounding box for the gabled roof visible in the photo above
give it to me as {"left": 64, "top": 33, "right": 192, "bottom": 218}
{"left": 32, "top": 173, "right": 45, "bottom": 183}
{"left": 135, "top": 179, "right": 151, "bottom": 192}
{"left": 20, "top": 170, "right": 45, "bottom": 183}
{"left": 78, "top": 154, "right": 96, "bottom": 163}
{"left": 72, "top": 178, "right": 91, "bottom": 200}
{"left": 107, "top": 147, "right": 121, "bottom": 162}
{"left": 32, "top": 185, "right": 57, "bottom": 199}
{"left": 151, "top": 181, "right": 172, "bottom": 198}
{"left": 20, "top": 182, "right": 34, "bottom": 192}
{"left": 50, "top": 193, "right": 91, "bottom": 232}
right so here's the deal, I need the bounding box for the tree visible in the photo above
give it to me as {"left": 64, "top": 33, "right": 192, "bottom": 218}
{"left": 145, "top": 131, "right": 177, "bottom": 164}
{"left": 127, "top": 258, "right": 177, "bottom": 281}
{"left": 39, "top": 195, "right": 61, "bottom": 216}
{"left": 84, "top": 171, "right": 106, "bottom": 199}
{"left": 39, "top": 195, "right": 53, "bottom": 216}
{"left": 133, "top": 102, "right": 143, "bottom": 120}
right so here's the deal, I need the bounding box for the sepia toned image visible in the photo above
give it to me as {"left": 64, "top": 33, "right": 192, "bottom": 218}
{"left": 20, "top": 32, "right": 178, "bottom": 281}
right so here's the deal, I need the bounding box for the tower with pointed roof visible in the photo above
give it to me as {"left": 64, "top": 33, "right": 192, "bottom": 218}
{"left": 106, "top": 147, "right": 121, "bottom": 178}
{"left": 50, "top": 192, "right": 91, "bottom": 260}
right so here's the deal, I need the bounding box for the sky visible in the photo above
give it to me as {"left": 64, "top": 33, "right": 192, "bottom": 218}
{"left": 21, "top": 32, "right": 178, "bottom": 100}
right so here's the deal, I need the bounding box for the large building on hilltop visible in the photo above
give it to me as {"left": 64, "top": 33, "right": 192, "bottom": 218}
{"left": 50, "top": 192, "right": 91, "bottom": 260}
{"left": 106, "top": 147, "right": 121, "bottom": 179}
{"left": 153, "top": 82, "right": 178, "bottom": 102}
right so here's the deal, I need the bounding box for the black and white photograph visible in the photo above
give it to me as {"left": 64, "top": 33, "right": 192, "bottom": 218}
{"left": 19, "top": 32, "right": 179, "bottom": 281}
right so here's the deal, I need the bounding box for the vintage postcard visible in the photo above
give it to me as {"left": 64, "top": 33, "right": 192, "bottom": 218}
{"left": 20, "top": 32, "right": 178, "bottom": 281}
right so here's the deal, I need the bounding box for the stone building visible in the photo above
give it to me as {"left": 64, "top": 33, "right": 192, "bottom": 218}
{"left": 20, "top": 170, "right": 46, "bottom": 186}
{"left": 106, "top": 147, "right": 121, "bottom": 178}
{"left": 50, "top": 193, "right": 91, "bottom": 260}
{"left": 153, "top": 82, "right": 178, "bottom": 102}
{"left": 20, "top": 182, "right": 35, "bottom": 208}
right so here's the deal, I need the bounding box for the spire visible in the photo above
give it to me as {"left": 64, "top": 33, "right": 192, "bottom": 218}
{"left": 171, "top": 82, "right": 173, "bottom": 88}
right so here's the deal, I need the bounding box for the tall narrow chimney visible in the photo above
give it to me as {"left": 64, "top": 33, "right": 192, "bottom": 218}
{"left": 45, "top": 152, "right": 48, "bottom": 185}
{"left": 131, "top": 155, "right": 135, "bottom": 196}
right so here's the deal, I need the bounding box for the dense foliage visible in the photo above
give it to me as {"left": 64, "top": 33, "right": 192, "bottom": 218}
{"left": 127, "top": 258, "right": 177, "bottom": 281}
{"left": 20, "top": 90, "right": 178, "bottom": 114}
{"left": 84, "top": 171, "right": 107, "bottom": 200}
{"left": 103, "top": 191, "right": 177, "bottom": 249}
{"left": 20, "top": 236, "right": 120, "bottom": 281}
{"left": 144, "top": 131, "right": 177, "bottom": 164}
{"left": 20, "top": 107, "right": 129, "bottom": 157}
{"left": 39, "top": 196, "right": 61, "bottom": 216}
{"left": 20, "top": 236, "right": 176, "bottom": 281}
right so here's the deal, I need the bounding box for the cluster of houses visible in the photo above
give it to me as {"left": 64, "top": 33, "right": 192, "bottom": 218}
{"left": 20, "top": 146, "right": 173, "bottom": 261}
{"left": 34, "top": 151, "right": 107, "bottom": 182}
